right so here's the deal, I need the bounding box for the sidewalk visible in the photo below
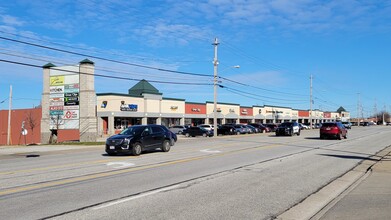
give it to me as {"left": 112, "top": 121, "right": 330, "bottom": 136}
{"left": 317, "top": 148, "right": 391, "bottom": 220}
{"left": 0, "top": 144, "right": 102, "bottom": 156}
{"left": 277, "top": 146, "right": 391, "bottom": 220}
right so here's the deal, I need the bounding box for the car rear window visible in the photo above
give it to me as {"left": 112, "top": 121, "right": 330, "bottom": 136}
{"left": 322, "top": 123, "right": 336, "bottom": 127}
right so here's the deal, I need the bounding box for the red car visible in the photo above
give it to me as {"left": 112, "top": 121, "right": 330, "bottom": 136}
{"left": 320, "top": 122, "right": 347, "bottom": 140}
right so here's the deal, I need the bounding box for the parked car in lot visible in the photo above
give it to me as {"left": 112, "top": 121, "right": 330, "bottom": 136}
{"left": 299, "top": 123, "right": 309, "bottom": 130}
{"left": 183, "top": 126, "right": 213, "bottom": 137}
{"left": 169, "top": 125, "right": 187, "bottom": 134}
{"left": 249, "top": 123, "right": 270, "bottom": 133}
{"left": 265, "top": 123, "right": 278, "bottom": 132}
{"left": 233, "top": 124, "right": 246, "bottom": 134}
{"left": 105, "top": 125, "right": 175, "bottom": 156}
{"left": 275, "top": 122, "right": 301, "bottom": 136}
{"left": 217, "top": 125, "right": 235, "bottom": 135}
{"left": 341, "top": 121, "right": 352, "bottom": 129}
{"left": 198, "top": 124, "right": 214, "bottom": 131}
{"left": 320, "top": 122, "right": 347, "bottom": 140}
{"left": 246, "top": 124, "right": 259, "bottom": 133}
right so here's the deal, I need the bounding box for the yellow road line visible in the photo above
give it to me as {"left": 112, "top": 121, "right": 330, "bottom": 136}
{"left": 0, "top": 142, "right": 288, "bottom": 196}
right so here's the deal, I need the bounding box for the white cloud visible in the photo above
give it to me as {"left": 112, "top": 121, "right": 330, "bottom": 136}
{"left": 1, "top": 15, "right": 24, "bottom": 26}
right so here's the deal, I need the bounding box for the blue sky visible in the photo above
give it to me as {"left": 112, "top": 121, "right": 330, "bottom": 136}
{"left": 1, "top": 0, "right": 391, "bottom": 118}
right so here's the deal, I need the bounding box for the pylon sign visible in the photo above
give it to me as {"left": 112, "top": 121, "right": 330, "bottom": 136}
{"left": 49, "top": 66, "right": 80, "bottom": 129}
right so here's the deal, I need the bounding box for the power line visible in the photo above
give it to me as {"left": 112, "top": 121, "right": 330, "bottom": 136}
{"left": 219, "top": 76, "right": 307, "bottom": 97}
{"left": 0, "top": 59, "right": 213, "bottom": 86}
{"left": 0, "top": 36, "right": 212, "bottom": 78}
{"left": 220, "top": 85, "right": 307, "bottom": 102}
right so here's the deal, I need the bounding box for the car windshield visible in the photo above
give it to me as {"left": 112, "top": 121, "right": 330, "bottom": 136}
{"left": 279, "top": 123, "right": 292, "bottom": 127}
{"left": 119, "top": 126, "right": 145, "bottom": 135}
{"left": 322, "top": 123, "right": 336, "bottom": 127}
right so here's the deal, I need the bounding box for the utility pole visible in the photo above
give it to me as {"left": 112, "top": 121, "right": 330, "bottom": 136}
{"left": 212, "top": 38, "right": 219, "bottom": 137}
{"left": 309, "top": 74, "right": 313, "bottom": 129}
{"left": 7, "top": 85, "right": 12, "bottom": 145}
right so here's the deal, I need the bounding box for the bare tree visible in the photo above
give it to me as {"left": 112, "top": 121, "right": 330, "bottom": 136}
{"left": 49, "top": 114, "right": 63, "bottom": 144}
{"left": 25, "top": 111, "right": 39, "bottom": 135}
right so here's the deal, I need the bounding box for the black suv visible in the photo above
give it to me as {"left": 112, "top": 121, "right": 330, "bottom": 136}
{"left": 182, "top": 126, "right": 213, "bottom": 137}
{"left": 275, "top": 122, "right": 301, "bottom": 136}
{"left": 105, "top": 125, "right": 175, "bottom": 156}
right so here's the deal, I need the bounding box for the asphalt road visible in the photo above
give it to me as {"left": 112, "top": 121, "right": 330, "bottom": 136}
{"left": 1, "top": 126, "right": 390, "bottom": 220}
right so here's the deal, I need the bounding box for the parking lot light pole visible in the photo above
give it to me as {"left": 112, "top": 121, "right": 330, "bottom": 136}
{"left": 213, "top": 38, "right": 219, "bottom": 138}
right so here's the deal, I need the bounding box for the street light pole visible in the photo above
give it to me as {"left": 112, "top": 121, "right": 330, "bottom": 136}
{"left": 213, "top": 38, "right": 219, "bottom": 137}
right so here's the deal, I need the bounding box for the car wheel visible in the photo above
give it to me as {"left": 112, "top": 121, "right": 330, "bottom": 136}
{"left": 297, "top": 131, "right": 300, "bottom": 136}
{"left": 202, "top": 133, "right": 207, "bottom": 137}
{"left": 337, "top": 133, "right": 342, "bottom": 140}
{"left": 131, "top": 142, "right": 142, "bottom": 156}
{"left": 161, "top": 140, "right": 171, "bottom": 152}
{"left": 236, "top": 131, "right": 241, "bottom": 135}
{"left": 185, "top": 133, "right": 190, "bottom": 137}
{"left": 344, "top": 133, "right": 347, "bottom": 139}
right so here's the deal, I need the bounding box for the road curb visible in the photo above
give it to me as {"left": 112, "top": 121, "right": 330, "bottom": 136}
{"left": 276, "top": 146, "right": 391, "bottom": 220}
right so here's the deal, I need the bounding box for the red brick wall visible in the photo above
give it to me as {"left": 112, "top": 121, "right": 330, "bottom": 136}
{"left": 0, "top": 108, "right": 80, "bottom": 145}
{"left": 0, "top": 108, "right": 41, "bottom": 145}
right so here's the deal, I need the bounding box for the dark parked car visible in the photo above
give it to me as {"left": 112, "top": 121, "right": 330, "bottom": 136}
{"left": 275, "top": 122, "right": 300, "bottom": 136}
{"left": 105, "top": 125, "right": 175, "bottom": 156}
{"left": 249, "top": 123, "right": 270, "bottom": 133}
{"left": 320, "top": 122, "right": 347, "bottom": 140}
{"left": 265, "top": 123, "right": 278, "bottom": 132}
{"left": 183, "top": 126, "right": 213, "bottom": 137}
{"left": 217, "top": 125, "right": 235, "bottom": 135}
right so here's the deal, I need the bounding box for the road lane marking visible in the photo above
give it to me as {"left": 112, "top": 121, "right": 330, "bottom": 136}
{"left": 93, "top": 185, "right": 180, "bottom": 210}
{"left": 0, "top": 141, "right": 300, "bottom": 196}
{"left": 106, "top": 162, "right": 135, "bottom": 169}
{"left": 200, "top": 149, "right": 221, "bottom": 154}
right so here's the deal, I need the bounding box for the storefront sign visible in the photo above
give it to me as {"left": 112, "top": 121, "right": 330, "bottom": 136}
{"left": 191, "top": 108, "right": 201, "bottom": 112}
{"left": 50, "top": 86, "right": 64, "bottom": 93}
{"left": 65, "top": 84, "right": 79, "bottom": 89}
{"left": 49, "top": 66, "right": 80, "bottom": 129}
{"left": 50, "top": 76, "right": 64, "bottom": 86}
{"left": 64, "top": 93, "right": 79, "bottom": 97}
{"left": 170, "top": 106, "right": 178, "bottom": 111}
{"left": 259, "top": 109, "right": 262, "bottom": 114}
{"left": 63, "top": 110, "right": 79, "bottom": 119}
{"left": 65, "top": 101, "right": 79, "bottom": 106}
{"left": 50, "top": 110, "right": 64, "bottom": 115}
{"left": 50, "top": 106, "right": 64, "bottom": 111}
{"left": 64, "top": 88, "right": 79, "bottom": 93}
{"left": 64, "top": 97, "right": 79, "bottom": 102}
{"left": 241, "top": 109, "right": 248, "bottom": 115}
{"left": 120, "top": 104, "right": 138, "bottom": 111}
{"left": 229, "top": 109, "right": 235, "bottom": 113}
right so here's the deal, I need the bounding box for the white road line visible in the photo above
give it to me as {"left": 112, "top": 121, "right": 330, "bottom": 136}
{"left": 93, "top": 185, "right": 180, "bottom": 210}
{"left": 106, "top": 162, "right": 135, "bottom": 169}
{"left": 200, "top": 149, "right": 221, "bottom": 154}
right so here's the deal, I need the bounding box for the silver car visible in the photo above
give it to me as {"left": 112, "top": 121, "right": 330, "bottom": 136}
{"left": 169, "top": 125, "right": 187, "bottom": 134}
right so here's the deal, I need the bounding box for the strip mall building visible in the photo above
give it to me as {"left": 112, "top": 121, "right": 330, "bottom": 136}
{"left": 0, "top": 60, "right": 350, "bottom": 145}
{"left": 97, "top": 80, "right": 350, "bottom": 136}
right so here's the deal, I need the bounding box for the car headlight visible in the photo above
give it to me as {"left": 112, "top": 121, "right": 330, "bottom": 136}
{"left": 124, "top": 138, "right": 132, "bottom": 145}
